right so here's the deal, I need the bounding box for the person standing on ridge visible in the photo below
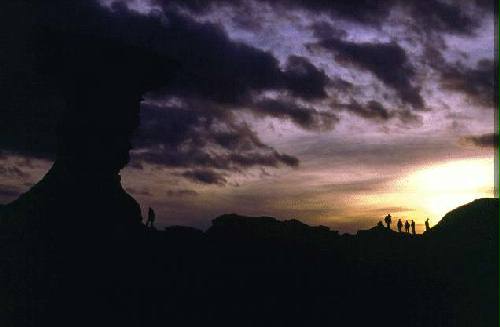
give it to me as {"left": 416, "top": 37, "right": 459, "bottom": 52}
{"left": 404, "top": 220, "right": 410, "bottom": 233}
{"left": 146, "top": 207, "right": 156, "bottom": 229}
{"left": 397, "top": 219, "right": 403, "bottom": 233}
{"left": 384, "top": 214, "right": 392, "bottom": 229}
{"left": 411, "top": 220, "right": 416, "bottom": 235}
{"left": 425, "top": 218, "right": 430, "bottom": 232}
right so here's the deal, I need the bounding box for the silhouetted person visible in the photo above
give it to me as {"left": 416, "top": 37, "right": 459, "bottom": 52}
{"left": 411, "top": 220, "right": 416, "bottom": 235}
{"left": 425, "top": 218, "right": 430, "bottom": 232}
{"left": 377, "top": 221, "right": 384, "bottom": 228}
{"left": 146, "top": 207, "right": 156, "bottom": 229}
{"left": 397, "top": 219, "right": 403, "bottom": 232}
{"left": 384, "top": 214, "right": 392, "bottom": 229}
{"left": 405, "top": 220, "right": 410, "bottom": 233}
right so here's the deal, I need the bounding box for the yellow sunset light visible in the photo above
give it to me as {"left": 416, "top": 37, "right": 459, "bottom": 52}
{"left": 405, "top": 157, "right": 494, "bottom": 223}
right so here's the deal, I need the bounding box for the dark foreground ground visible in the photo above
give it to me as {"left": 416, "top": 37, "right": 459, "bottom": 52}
{"left": 0, "top": 198, "right": 497, "bottom": 327}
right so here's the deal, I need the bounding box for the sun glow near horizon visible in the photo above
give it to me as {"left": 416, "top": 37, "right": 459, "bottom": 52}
{"left": 354, "top": 157, "right": 495, "bottom": 231}
{"left": 402, "top": 157, "right": 495, "bottom": 225}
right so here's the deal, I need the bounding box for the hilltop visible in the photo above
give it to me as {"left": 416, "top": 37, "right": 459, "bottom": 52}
{"left": 430, "top": 197, "right": 497, "bottom": 236}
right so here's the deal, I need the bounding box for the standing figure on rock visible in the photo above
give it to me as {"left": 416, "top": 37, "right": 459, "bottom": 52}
{"left": 404, "top": 220, "right": 410, "bottom": 233}
{"left": 411, "top": 220, "right": 416, "bottom": 235}
{"left": 384, "top": 214, "right": 392, "bottom": 229}
{"left": 146, "top": 207, "right": 156, "bottom": 230}
{"left": 425, "top": 218, "right": 430, "bottom": 232}
{"left": 397, "top": 219, "right": 403, "bottom": 232}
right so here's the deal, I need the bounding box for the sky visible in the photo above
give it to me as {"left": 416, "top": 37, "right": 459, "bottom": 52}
{"left": 0, "top": 0, "right": 497, "bottom": 233}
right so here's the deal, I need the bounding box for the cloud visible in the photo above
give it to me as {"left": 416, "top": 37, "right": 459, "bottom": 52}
{"left": 0, "top": 166, "right": 30, "bottom": 179}
{"left": 440, "top": 59, "right": 496, "bottom": 108}
{"left": 296, "top": 134, "right": 480, "bottom": 170}
{"left": 181, "top": 169, "right": 227, "bottom": 185}
{"left": 126, "top": 6, "right": 330, "bottom": 103}
{"left": 159, "top": 0, "right": 486, "bottom": 35}
{"left": 403, "top": 0, "right": 478, "bottom": 35}
{"left": 165, "top": 189, "right": 199, "bottom": 196}
{"left": 310, "top": 21, "right": 347, "bottom": 40}
{"left": 126, "top": 187, "right": 152, "bottom": 196}
{"left": 228, "top": 151, "right": 299, "bottom": 168}
{"left": 130, "top": 101, "right": 299, "bottom": 182}
{"left": 251, "top": 99, "right": 338, "bottom": 130}
{"left": 421, "top": 46, "right": 495, "bottom": 109}
{"left": 0, "top": 185, "right": 21, "bottom": 203}
{"left": 334, "top": 100, "right": 393, "bottom": 121}
{"left": 332, "top": 100, "right": 422, "bottom": 124}
{"left": 319, "top": 177, "right": 394, "bottom": 193}
{"left": 312, "top": 38, "right": 423, "bottom": 108}
{"left": 282, "top": 56, "right": 329, "bottom": 99}
{"left": 461, "top": 133, "right": 498, "bottom": 148}
{"left": 160, "top": 0, "right": 392, "bottom": 25}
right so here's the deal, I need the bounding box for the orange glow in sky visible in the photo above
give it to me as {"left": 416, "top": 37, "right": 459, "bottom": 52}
{"left": 359, "top": 157, "right": 495, "bottom": 232}
{"left": 405, "top": 157, "right": 494, "bottom": 221}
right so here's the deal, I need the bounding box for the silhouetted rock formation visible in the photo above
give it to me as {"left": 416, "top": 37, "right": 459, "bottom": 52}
{"left": 429, "top": 198, "right": 497, "bottom": 237}
{"left": 423, "top": 198, "right": 498, "bottom": 327}
{"left": 0, "top": 6, "right": 172, "bottom": 326}
{"left": 1, "top": 162, "right": 146, "bottom": 326}
{"left": 1, "top": 197, "right": 498, "bottom": 327}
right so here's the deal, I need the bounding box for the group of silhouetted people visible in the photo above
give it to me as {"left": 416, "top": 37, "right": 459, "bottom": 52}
{"left": 147, "top": 210, "right": 433, "bottom": 234}
{"left": 383, "top": 214, "right": 431, "bottom": 234}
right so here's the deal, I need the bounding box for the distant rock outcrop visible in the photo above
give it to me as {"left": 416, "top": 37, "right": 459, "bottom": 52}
{"left": 424, "top": 198, "right": 497, "bottom": 270}
{"left": 428, "top": 198, "right": 498, "bottom": 238}
{"left": 208, "top": 213, "right": 339, "bottom": 241}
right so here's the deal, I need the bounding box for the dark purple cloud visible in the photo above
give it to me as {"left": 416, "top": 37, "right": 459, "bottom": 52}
{"left": 282, "top": 56, "right": 329, "bottom": 100}
{"left": 310, "top": 21, "right": 347, "bottom": 40}
{"left": 422, "top": 47, "right": 496, "bottom": 109}
{"left": 334, "top": 101, "right": 393, "bottom": 121}
{"left": 332, "top": 100, "right": 422, "bottom": 124}
{"left": 159, "top": 0, "right": 487, "bottom": 34}
{"left": 312, "top": 38, "right": 423, "bottom": 108}
{"left": 462, "top": 133, "right": 498, "bottom": 148}
{"left": 130, "top": 101, "right": 299, "bottom": 180}
{"left": 405, "top": 0, "right": 478, "bottom": 35}
{"left": 251, "top": 99, "right": 338, "bottom": 130}
{"left": 182, "top": 169, "right": 227, "bottom": 185}
{"left": 440, "top": 59, "right": 496, "bottom": 108}
{"left": 228, "top": 151, "right": 299, "bottom": 168}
